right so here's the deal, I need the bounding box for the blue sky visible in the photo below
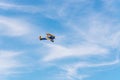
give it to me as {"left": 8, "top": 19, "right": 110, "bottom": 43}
{"left": 0, "top": 0, "right": 120, "bottom": 80}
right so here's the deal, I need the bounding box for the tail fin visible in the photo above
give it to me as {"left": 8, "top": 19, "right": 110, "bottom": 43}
{"left": 39, "top": 36, "right": 42, "bottom": 40}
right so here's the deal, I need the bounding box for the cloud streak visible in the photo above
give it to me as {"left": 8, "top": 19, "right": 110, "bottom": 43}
{"left": 61, "top": 56, "right": 120, "bottom": 80}
{"left": 0, "top": 2, "right": 43, "bottom": 13}
{"left": 0, "top": 50, "right": 24, "bottom": 75}
{"left": 0, "top": 16, "right": 32, "bottom": 37}
{"left": 43, "top": 43, "right": 108, "bottom": 62}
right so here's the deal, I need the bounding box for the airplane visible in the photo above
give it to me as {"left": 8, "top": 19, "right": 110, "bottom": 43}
{"left": 39, "top": 33, "right": 55, "bottom": 42}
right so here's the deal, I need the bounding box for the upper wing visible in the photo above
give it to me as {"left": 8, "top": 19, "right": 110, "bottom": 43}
{"left": 46, "top": 33, "right": 55, "bottom": 37}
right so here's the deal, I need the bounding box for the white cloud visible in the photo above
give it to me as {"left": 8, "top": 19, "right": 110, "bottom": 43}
{"left": 61, "top": 65, "right": 89, "bottom": 80}
{"left": 0, "top": 0, "right": 91, "bottom": 18}
{"left": 0, "top": 2, "right": 16, "bottom": 9}
{"left": 73, "top": 57, "right": 119, "bottom": 69}
{"left": 0, "top": 2, "right": 42, "bottom": 13}
{"left": 61, "top": 57, "right": 120, "bottom": 80}
{"left": 65, "top": 13, "right": 120, "bottom": 48}
{"left": 0, "top": 50, "right": 24, "bottom": 75}
{"left": 42, "top": 43, "right": 108, "bottom": 62}
{"left": 0, "top": 16, "right": 32, "bottom": 37}
{"left": 41, "top": 0, "right": 92, "bottom": 19}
